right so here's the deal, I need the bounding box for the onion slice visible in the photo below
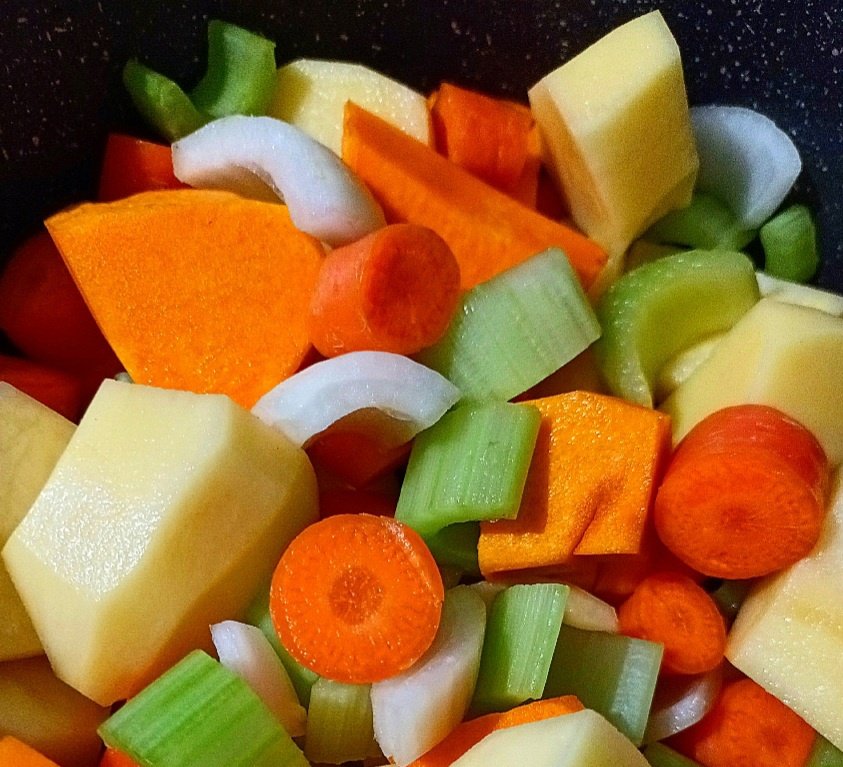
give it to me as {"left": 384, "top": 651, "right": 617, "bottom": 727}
{"left": 562, "top": 584, "right": 619, "bottom": 633}
{"left": 251, "top": 351, "right": 461, "bottom": 448}
{"left": 172, "top": 115, "right": 386, "bottom": 245}
{"left": 210, "top": 620, "right": 307, "bottom": 737}
{"left": 691, "top": 105, "right": 801, "bottom": 229}
{"left": 642, "top": 664, "right": 724, "bottom": 744}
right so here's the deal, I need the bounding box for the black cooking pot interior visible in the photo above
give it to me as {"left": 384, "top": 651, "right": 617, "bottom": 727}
{"left": 1, "top": 0, "right": 840, "bottom": 289}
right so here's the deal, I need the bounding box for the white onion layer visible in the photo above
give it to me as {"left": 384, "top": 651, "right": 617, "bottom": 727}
{"left": 172, "top": 115, "right": 386, "bottom": 246}
{"left": 691, "top": 105, "right": 801, "bottom": 229}
{"left": 251, "top": 351, "right": 461, "bottom": 448}
{"left": 562, "top": 584, "right": 619, "bottom": 633}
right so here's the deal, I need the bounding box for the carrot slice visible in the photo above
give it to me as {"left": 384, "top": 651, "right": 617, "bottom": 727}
{"left": 0, "top": 354, "right": 86, "bottom": 421}
{"left": 0, "top": 737, "right": 61, "bottom": 767}
{"left": 408, "top": 695, "right": 584, "bottom": 767}
{"left": 308, "top": 223, "right": 461, "bottom": 357}
{"left": 98, "top": 133, "right": 187, "bottom": 201}
{"left": 45, "top": 190, "right": 325, "bottom": 408}
{"left": 342, "top": 102, "right": 607, "bottom": 290}
{"left": 669, "top": 677, "right": 816, "bottom": 767}
{"left": 270, "top": 513, "right": 444, "bottom": 684}
{"left": 618, "top": 571, "right": 726, "bottom": 675}
{"left": 655, "top": 405, "right": 828, "bottom": 579}
{"left": 478, "top": 391, "right": 671, "bottom": 577}
{"left": 0, "top": 230, "right": 121, "bottom": 378}
{"left": 99, "top": 748, "right": 142, "bottom": 767}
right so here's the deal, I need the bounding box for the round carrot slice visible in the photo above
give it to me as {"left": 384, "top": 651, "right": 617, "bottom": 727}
{"left": 270, "top": 513, "right": 444, "bottom": 684}
{"left": 618, "top": 571, "right": 726, "bottom": 675}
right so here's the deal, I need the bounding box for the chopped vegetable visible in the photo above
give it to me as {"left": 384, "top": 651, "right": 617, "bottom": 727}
{"left": 98, "top": 133, "right": 186, "bottom": 201}
{"left": 643, "top": 666, "right": 724, "bottom": 744}
{"left": 304, "top": 678, "right": 377, "bottom": 764}
{"left": 99, "top": 748, "right": 141, "bottom": 767}
{"left": 342, "top": 102, "right": 607, "bottom": 290}
{"left": 0, "top": 737, "right": 61, "bottom": 767}
{"left": 643, "top": 742, "right": 701, "bottom": 767}
{"left": 759, "top": 203, "right": 819, "bottom": 283}
{"left": 618, "top": 572, "right": 726, "bottom": 675}
{"left": 0, "top": 354, "right": 85, "bottom": 422}
{"left": 46, "top": 189, "right": 325, "bottom": 408}
{"left": 308, "top": 223, "right": 461, "bottom": 356}
{"left": 270, "top": 514, "right": 445, "bottom": 684}
{"left": 655, "top": 404, "right": 828, "bottom": 578}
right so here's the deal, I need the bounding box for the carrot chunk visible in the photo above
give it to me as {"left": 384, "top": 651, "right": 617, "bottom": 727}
{"left": 45, "top": 190, "right": 325, "bottom": 408}
{"left": 270, "top": 513, "right": 444, "bottom": 684}
{"left": 0, "top": 737, "right": 61, "bottom": 767}
{"left": 99, "top": 748, "right": 142, "bottom": 767}
{"left": 655, "top": 405, "right": 828, "bottom": 579}
{"left": 618, "top": 571, "right": 726, "bottom": 675}
{"left": 98, "top": 133, "right": 187, "bottom": 201}
{"left": 670, "top": 678, "right": 816, "bottom": 767}
{"left": 308, "top": 223, "right": 460, "bottom": 357}
{"left": 342, "top": 102, "right": 607, "bottom": 290}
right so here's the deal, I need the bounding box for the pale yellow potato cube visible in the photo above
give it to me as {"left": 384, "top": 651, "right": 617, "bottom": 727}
{"left": 0, "top": 384, "right": 74, "bottom": 661}
{"left": 3, "top": 379, "right": 317, "bottom": 705}
{"left": 271, "top": 59, "right": 432, "bottom": 155}
{"left": 451, "top": 709, "right": 649, "bottom": 767}
{"left": 529, "top": 11, "right": 698, "bottom": 260}
{"left": 726, "top": 471, "right": 843, "bottom": 751}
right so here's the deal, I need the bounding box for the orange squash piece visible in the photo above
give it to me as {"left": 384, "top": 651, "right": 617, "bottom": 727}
{"left": 0, "top": 737, "right": 61, "bottom": 767}
{"left": 46, "top": 190, "right": 325, "bottom": 408}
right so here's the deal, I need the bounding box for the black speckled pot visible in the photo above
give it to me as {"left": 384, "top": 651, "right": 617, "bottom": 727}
{"left": 1, "top": 0, "right": 840, "bottom": 288}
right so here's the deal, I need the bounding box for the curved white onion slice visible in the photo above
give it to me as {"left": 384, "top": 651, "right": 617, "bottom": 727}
{"left": 642, "top": 664, "right": 724, "bottom": 744}
{"left": 691, "top": 105, "right": 801, "bottom": 229}
{"left": 562, "top": 584, "right": 619, "bottom": 633}
{"left": 172, "top": 115, "right": 385, "bottom": 245}
{"left": 252, "top": 351, "right": 461, "bottom": 448}
{"left": 210, "top": 620, "right": 307, "bottom": 737}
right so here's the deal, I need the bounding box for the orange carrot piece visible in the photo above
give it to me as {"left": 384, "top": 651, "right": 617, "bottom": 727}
{"left": 618, "top": 571, "right": 726, "bottom": 675}
{"left": 342, "top": 102, "right": 607, "bottom": 290}
{"left": 430, "top": 83, "right": 534, "bottom": 193}
{"left": 318, "top": 486, "right": 397, "bottom": 519}
{"left": 270, "top": 513, "right": 444, "bottom": 684}
{"left": 508, "top": 122, "right": 543, "bottom": 208}
{"left": 99, "top": 748, "right": 142, "bottom": 767}
{"left": 409, "top": 695, "right": 584, "bottom": 767}
{"left": 0, "top": 354, "right": 86, "bottom": 421}
{"left": 655, "top": 405, "right": 828, "bottom": 579}
{"left": 308, "top": 223, "right": 460, "bottom": 357}
{"left": 0, "top": 230, "right": 122, "bottom": 379}
{"left": 669, "top": 678, "right": 816, "bottom": 767}
{"left": 309, "top": 431, "right": 410, "bottom": 489}
{"left": 98, "top": 133, "right": 187, "bottom": 202}
{"left": 46, "top": 189, "right": 325, "bottom": 408}
{"left": 478, "top": 391, "right": 671, "bottom": 578}
{"left": 0, "top": 737, "right": 61, "bottom": 767}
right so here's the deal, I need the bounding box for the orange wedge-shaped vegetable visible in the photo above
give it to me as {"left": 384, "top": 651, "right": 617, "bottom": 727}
{"left": 46, "top": 189, "right": 325, "bottom": 408}
{"left": 0, "top": 737, "right": 61, "bottom": 767}
{"left": 342, "top": 102, "right": 607, "bottom": 290}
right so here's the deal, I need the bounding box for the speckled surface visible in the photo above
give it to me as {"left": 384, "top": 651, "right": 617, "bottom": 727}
{"left": 1, "top": 0, "right": 840, "bottom": 287}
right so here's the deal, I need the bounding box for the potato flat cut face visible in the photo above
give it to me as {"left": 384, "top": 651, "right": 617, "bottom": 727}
{"left": 0, "top": 383, "right": 74, "bottom": 661}
{"left": 271, "top": 59, "right": 432, "bottom": 155}
{"left": 530, "top": 10, "right": 698, "bottom": 260}
{"left": 726, "top": 471, "right": 843, "bottom": 752}
{"left": 2, "top": 379, "right": 317, "bottom": 705}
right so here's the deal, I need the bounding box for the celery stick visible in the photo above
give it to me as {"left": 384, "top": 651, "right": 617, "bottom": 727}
{"left": 99, "top": 650, "right": 308, "bottom": 767}
{"left": 396, "top": 402, "right": 540, "bottom": 542}
{"left": 471, "top": 583, "right": 569, "bottom": 714}
{"left": 416, "top": 248, "right": 601, "bottom": 402}
{"left": 245, "top": 586, "right": 319, "bottom": 708}
{"left": 760, "top": 204, "right": 819, "bottom": 283}
{"left": 710, "top": 579, "right": 753, "bottom": 622}
{"left": 304, "top": 678, "right": 378, "bottom": 765}
{"left": 646, "top": 192, "right": 757, "bottom": 252}
{"left": 190, "top": 20, "right": 277, "bottom": 118}
{"left": 643, "top": 742, "right": 701, "bottom": 767}
{"left": 543, "top": 623, "right": 663, "bottom": 745}
{"left": 423, "top": 522, "right": 481, "bottom": 575}
{"left": 807, "top": 735, "right": 843, "bottom": 767}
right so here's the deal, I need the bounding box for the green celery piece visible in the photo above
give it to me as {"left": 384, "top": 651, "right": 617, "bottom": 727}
{"left": 304, "top": 678, "right": 378, "bottom": 764}
{"left": 424, "top": 522, "right": 481, "bottom": 575}
{"left": 807, "top": 735, "right": 843, "bottom": 767}
{"left": 396, "top": 401, "right": 540, "bottom": 540}
{"left": 646, "top": 191, "right": 757, "bottom": 252}
{"left": 594, "top": 249, "right": 760, "bottom": 407}
{"left": 709, "top": 579, "right": 753, "bottom": 622}
{"left": 760, "top": 204, "right": 819, "bottom": 283}
{"left": 416, "top": 248, "right": 601, "bottom": 402}
{"left": 190, "top": 20, "right": 278, "bottom": 118}
{"left": 122, "top": 59, "right": 208, "bottom": 142}
{"left": 471, "top": 583, "right": 569, "bottom": 714}
{"left": 643, "top": 742, "right": 701, "bottom": 767}
{"left": 245, "top": 585, "right": 319, "bottom": 708}
{"left": 543, "top": 623, "right": 663, "bottom": 745}
{"left": 99, "top": 650, "right": 308, "bottom": 767}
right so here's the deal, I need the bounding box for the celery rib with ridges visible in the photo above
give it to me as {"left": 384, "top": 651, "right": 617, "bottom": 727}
{"left": 416, "top": 248, "right": 601, "bottom": 402}
{"left": 99, "top": 650, "right": 309, "bottom": 767}
{"left": 304, "top": 678, "right": 378, "bottom": 764}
